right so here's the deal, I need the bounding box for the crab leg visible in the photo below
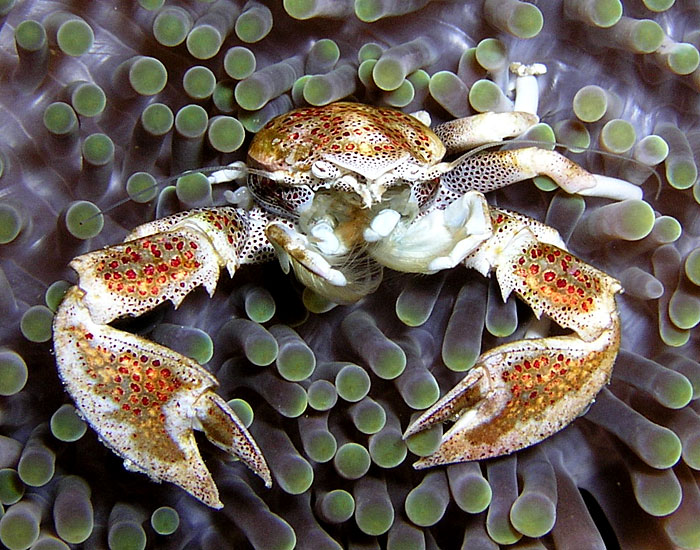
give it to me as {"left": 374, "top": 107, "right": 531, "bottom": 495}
{"left": 433, "top": 111, "right": 642, "bottom": 201}
{"left": 403, "top": 209, "right": 621, "bottom": 467}
{"left": 53, "top": 207, "right": 274, "bottom": 508}
{"left": 433, "top": 111, "right": 539, "bottom": 154}
{"left": 443, "top": 146, "right": 642, "bottom": 200}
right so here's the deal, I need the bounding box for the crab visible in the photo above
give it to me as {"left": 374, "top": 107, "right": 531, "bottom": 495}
{"left": 53, "top": 99, "right": 637, "bottom": 509}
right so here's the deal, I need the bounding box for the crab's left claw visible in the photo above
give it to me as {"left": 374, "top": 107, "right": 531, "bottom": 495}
{"left": 403, "top": 319, "right": 619, "bottom": 466}
{"left": 404, "top": 209, "right": 621, "bottom": 466}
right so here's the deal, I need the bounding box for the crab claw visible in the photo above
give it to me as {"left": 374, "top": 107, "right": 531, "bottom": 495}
{"left": 404, "top": 207, "right": 622, "bottom": 467}
{"left": 403, "top": 317, "right": 619, "bottom": 467}
{"left": 54, "top": 286, "right": 271, "bottom": 509}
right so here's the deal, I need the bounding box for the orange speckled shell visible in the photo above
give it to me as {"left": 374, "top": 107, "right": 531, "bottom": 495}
{"left": 247, "top": 102, "right": 446, "bottom": 175}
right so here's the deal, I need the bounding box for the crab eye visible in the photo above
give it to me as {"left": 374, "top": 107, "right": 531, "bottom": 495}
{"left": 311, "top": 161, "right": 339, "bottom": 179}
{"left": 400, "top": 164, "right": 422, "bottom": 180}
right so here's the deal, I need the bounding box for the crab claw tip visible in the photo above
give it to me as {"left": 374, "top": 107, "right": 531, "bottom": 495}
{"left": 194, "top": 392, "right": 273, "bottom": 490}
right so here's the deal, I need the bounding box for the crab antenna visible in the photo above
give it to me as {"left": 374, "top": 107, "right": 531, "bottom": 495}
{"left": 207, "top": 164, "right": 281, "bottom": 183}
{"left": 77, "top": 162, "right": 251, "bottom": 226}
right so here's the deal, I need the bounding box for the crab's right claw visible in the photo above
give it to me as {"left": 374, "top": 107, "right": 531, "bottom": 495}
{"left": 52, "top": 207, "right": 273, "bottom": 508}
{"left": 54, "top": 286, "right": 272, "bottom": 508}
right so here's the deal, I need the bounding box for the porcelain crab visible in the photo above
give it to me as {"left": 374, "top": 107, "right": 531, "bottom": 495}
{"left": 53, "top": 100, "right": 636, "bottom": 508}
